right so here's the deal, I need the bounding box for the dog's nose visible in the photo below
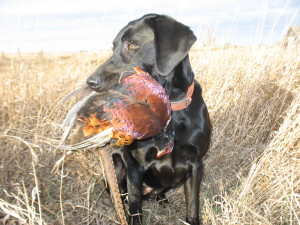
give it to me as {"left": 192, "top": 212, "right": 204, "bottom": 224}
{"left": 86, "top": 75, "right": 101, "bottom": 90}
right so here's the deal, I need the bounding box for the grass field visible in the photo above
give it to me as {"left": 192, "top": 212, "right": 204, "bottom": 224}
{"left": 0, "top": 45, "right": 299, "bottom": 224}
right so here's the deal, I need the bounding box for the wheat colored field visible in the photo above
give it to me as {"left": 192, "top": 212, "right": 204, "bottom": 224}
{"left": 0, "top": 46, "right": 299, "bottom": 225}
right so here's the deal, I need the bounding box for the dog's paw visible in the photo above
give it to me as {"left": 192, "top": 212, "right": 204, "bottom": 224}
{"left": 186, "top": 216, "right": 201, "bottom": 225}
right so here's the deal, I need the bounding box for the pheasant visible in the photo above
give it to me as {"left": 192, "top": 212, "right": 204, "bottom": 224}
{"left": 61, "top": 67, "right": 174, "bottom": 156}
{"left": 80, "top": 67, "right": 171, "bottom": 146}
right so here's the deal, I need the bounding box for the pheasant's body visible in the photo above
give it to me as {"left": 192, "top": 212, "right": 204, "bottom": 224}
{"left": 120, "top": 68, "right": 171, "bottom": 125}
{"left": 79, "top": 67, "right": 171, "bottom": 146}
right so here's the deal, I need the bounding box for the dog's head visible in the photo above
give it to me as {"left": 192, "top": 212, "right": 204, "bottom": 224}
{"left": 86, "top": 14, "right": 196, "bottom": 92}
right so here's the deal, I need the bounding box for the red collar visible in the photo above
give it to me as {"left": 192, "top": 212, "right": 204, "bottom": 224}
{"left": 171, "top": 81, "right": 194, "bottom": 111}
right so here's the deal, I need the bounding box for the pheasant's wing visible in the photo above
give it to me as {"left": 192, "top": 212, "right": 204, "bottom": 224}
{"left": 58, "top": 91, "right": 96, "bottom": 148}
{"left": 59, "top": 91, "right": 113, "bottom": 147}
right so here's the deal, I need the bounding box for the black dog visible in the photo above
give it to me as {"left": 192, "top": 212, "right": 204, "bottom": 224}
{"left": 86, "top": 14, "right": 211, "bottom": 225}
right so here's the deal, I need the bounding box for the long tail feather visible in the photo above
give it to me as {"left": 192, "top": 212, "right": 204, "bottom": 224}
{"left": 52, "top": 128, "right": 113, "bottom": 174}
{"left": 59, "top": 127, "right": 113, "bottom": 150}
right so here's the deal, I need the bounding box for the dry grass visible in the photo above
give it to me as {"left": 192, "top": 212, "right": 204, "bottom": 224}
{"left": 0, "top": 45, "right": 299, "bottom": 224}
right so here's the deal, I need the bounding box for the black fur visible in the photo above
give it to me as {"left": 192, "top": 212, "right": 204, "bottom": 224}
{"left": 86, "top": 14, "right": 211, "bottom": 225}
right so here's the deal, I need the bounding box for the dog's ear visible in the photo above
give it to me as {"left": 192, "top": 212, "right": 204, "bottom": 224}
{"left": 149, "top": 16, "right": 196, "bottom": 76}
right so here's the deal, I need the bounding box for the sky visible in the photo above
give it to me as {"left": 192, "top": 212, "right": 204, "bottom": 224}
{"left": 0, "top": 0, "right": 299, "bottom": 52}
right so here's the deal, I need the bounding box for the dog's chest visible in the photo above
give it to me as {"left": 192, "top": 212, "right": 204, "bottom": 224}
{"left": 142, "top": 151, "right": 193, "bottom": 189}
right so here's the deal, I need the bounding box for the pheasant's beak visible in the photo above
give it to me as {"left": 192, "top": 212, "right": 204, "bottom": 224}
{"left": 156, "top": 142, "right": 174, "bottom": 158}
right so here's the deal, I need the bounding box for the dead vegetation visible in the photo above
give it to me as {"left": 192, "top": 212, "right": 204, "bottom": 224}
{"left": 0, "top": 46, "right": 299, "bottom": 224}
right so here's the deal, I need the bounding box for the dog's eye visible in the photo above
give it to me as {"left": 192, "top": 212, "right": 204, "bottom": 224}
{"left": 128, "top": 43, "right": 139, "bottom": 51}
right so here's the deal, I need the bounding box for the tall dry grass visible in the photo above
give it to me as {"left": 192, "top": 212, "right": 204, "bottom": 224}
{"left": 0, "top": 45, "right": 299, "bottom": 224}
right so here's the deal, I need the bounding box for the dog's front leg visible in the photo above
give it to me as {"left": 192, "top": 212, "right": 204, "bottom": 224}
{"left": 126, "top": 159, "right": 144, "bottom": 225}
{"left": 184, "top": 159, "right": 204, "bottom": 225}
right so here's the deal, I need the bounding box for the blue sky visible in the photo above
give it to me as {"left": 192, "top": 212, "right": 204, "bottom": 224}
{"left": 0, "top": 0, "right": 299, "bottom": 52}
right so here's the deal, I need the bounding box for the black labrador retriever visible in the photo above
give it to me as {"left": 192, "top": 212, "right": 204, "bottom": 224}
{"left": 86, "top": 14, "right": 211, "bottom": 225}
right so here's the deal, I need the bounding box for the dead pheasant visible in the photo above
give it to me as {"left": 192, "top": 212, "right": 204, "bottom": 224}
{"left": 77, "top": 67, "right": 171, "bottom": 147}
{"left": 58, "top": 67, "right": 172, "bottom": 151}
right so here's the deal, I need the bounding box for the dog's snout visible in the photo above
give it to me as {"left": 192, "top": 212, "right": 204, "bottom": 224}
{"left": 86, "top": 75, "right": 101, "bottom": 90}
